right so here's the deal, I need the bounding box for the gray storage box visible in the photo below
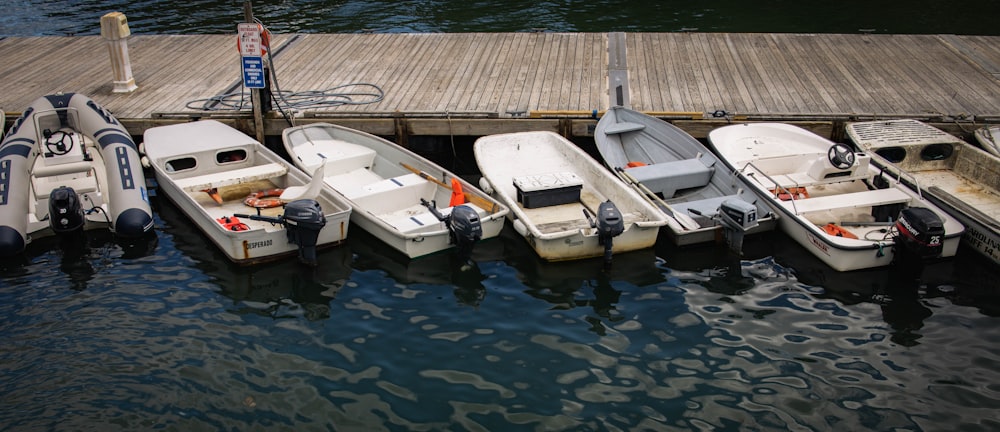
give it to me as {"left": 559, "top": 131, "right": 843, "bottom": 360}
{"left": 512, "top": 172, "right": 583, "bottom": 209}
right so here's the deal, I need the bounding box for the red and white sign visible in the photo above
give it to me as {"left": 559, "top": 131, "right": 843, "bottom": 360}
{"left": 237, "top": 23, "right": 261, "bottom": 57}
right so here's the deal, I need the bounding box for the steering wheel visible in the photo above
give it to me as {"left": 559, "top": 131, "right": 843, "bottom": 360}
{"left": 44, "top": 130, "right": 74, "bottom": 156}
{"left": 827, "top": 144, "right": 856, "bottom": 170}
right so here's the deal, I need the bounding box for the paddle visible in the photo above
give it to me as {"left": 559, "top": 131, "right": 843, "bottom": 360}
{"left": 614, "top": 167, "right": 700, "bottom": 231}
{"left": 400, "top": 162, "right": 499, "bottom": 214}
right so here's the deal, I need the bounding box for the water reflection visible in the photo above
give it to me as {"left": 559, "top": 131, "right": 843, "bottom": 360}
{"left": 153, "top": 195, "right": 351, "bottom": 320}
{"left": 348, "top": 226, "right": 489, "bottom": 307}
{"left": 1, "top": 228, "right": 159, "bottom": 291}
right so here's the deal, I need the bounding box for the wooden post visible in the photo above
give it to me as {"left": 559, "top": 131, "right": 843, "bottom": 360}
{"left": 101, "top": 12, "right": 138, "bottom": 93}
{"left": 244, "top": 1, "right": 265, "bottom": 144}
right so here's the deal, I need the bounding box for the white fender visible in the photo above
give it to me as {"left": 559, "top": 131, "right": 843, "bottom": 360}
{"left": 478, "top": 177, "right": 493, "bottom": 195}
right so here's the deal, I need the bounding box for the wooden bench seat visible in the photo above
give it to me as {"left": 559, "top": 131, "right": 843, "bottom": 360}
{"left": 174, "top": 163, "right": 288, "bottom": 192}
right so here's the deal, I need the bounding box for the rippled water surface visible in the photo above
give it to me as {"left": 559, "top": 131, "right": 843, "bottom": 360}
{"left": 2, "top": 0, "right": 998, "bottom": 36}
{"left": 2, "top": 194, "right": 999, "bottom": 430}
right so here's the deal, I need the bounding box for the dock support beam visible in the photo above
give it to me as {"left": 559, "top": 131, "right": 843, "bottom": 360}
{"left": 607, "top": 32, "right": 629, "bottom": 108}
{"left": 101, "top": 12, "right": 138, "bottom": 93}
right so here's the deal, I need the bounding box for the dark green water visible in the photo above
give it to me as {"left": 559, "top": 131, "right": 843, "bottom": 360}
{"left": 2, "top": 0, "right": 999, "bottom": 36}
{"left": 2, "top": 1, "right": 1000, "bottom": 431}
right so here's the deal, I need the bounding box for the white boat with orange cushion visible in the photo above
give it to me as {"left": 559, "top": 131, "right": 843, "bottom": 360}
{"left": 282, "top": 122, "right": 508, "bottom": 262}
{"left": 709, "top": 122, "right": 963, "bottom": 272}
{"left": 143, "top": 120, "right": 351, "bottom": 266}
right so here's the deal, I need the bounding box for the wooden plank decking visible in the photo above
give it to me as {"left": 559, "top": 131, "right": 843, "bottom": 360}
{"left": 1, "top": 32, "right": 998, "bottom": 140}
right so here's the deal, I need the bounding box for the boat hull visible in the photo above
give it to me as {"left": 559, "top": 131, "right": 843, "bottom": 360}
{"left": 474, "top": 131, "right": 668, "bottom": 262}
{"left": 848, "top": 119, "right": 1000, "bottom": 266}
{"left": 710, "top": 122, "right": 964, "bottom": 272}
{"left": 143, "top": 120, "right": 351, "bottom": 265}
{"left": 595, "top": 106, "right": 777, "bottom": 246}
{"left": 282, "top": 123, "right": 508, "bottom": 259}
{"left": 0, "top": 93, "right": 154, "bottom": 256}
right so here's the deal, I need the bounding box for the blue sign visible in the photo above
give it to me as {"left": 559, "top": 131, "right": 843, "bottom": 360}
{"left": 241, "top": 56, "right": 265, "bottom": 89}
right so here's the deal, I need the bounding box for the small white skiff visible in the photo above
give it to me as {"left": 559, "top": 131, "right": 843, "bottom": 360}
{"left": 282, "top": 122, "right": 508, "bottom": 261}
{"left": 709, "top": 122, "right": 963, "bottom": 272}
{"left": 0, "top": 93, "right": 155, "bottom": 256}
{"left": 848, "top": 119, "right": 1000, "bottom": 266}
{"left": 142, "top": 120, "right": 352, "bottom": 266}
{"left": 474, "top": 131, "right": 668, "bottom": 264}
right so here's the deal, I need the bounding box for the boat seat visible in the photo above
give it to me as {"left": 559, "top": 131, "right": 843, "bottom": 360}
{"left": 350, "top": 173, "right": 436, "bottom": 214}
{"left": 625, "top": 157, "right": 715, "bottom": 198}
{"left": 174, "top": 163, "right": 288, "bottom": 192}
{"left": 781, "top": 187, "right": 910, "bottom": 215}
{"left": 604, "top": 121, "right": 646, "bottom": 134}
{"left": 384, "top": 206, "right": 447, "bottom": 235}
{"left": 384, "top": 203, "right": 486, "bottom": 235}
{"left": 669, "top": 194, "right": 742, "bottom": 218}
{"left": 33, "top": 175, "right": 99, "bottom": 199}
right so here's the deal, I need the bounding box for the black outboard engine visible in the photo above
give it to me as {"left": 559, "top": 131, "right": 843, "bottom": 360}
{"left": 893, "top": 207, "right": 944, "bottom": 272}
{"left": 421, "top": 199, "right": 483, "bottom": 265}
{"left": 586, "top": 200, "right": 625, "bottom": 268}
{"left": 48, "top": 186, "right": 86, "bottom": 234}
{"left": 282, "top": 199, "right": 327, "bottom": 266}
{"left": 447, "top": 205, "right": 483, "bottom": 264}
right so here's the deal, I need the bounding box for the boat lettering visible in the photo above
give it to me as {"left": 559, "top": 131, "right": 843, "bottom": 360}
{"left": 247, "top": 239, "right": 273, "bottom": 250}
{"left": 965, "top": 226, "right": 1000, "bottom": 260}
{"left": 807, "top": 233, "right": 830, "bottom": 256}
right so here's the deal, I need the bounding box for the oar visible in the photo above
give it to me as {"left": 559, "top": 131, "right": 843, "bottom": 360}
{"left": 615, "top": 167, "right": 700, "bottom": 231}
{"left": 400, "top": 162, "right": 499, "bottom": 213}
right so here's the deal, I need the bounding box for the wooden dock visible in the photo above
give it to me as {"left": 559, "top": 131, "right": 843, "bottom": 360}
{"left": 1, "top": 32, "right": 998, "bottom": 142}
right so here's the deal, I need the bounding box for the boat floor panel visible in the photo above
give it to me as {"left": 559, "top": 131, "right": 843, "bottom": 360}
{"left": 910, "top": 170, "right": 1000, "bottom": 219}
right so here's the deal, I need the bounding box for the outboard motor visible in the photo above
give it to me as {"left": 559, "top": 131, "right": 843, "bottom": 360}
{"left": 282, "top": 199, "right": 327, "bottom": 266}
{"left": 893, "top": 207, "right": 944, "bottom": 272}
{"left": 586, "top": 200, "right": 625, "bottom": 268}
{"left": 447, "top": 205, "right": 483, "bottom": 265}
{"left": 717, "top": 198, "right": 759, "bottom": 254}
{"left": 421, "top": 199, "right": 483, "bottom": 265}
{"left": 48, "top": 186, "right": 86, "bottom": 234}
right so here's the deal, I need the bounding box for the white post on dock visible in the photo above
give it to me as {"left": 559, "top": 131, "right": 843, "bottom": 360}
{"left": 101, "top": 12, "right": 138, "bottom": 93}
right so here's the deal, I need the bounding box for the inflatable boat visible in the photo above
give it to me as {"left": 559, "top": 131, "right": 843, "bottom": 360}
{"left": 0, "top": 93, "right": 154, "bottom": 256}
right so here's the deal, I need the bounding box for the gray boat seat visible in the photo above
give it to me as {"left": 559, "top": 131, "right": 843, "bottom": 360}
{"left": 669, "top": 194, "right": 739, "bottom": 216}
{"left": 625, "top": 157, "right": 715, "bottom": 198}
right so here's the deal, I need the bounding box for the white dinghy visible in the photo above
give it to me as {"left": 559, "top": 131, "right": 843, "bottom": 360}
{"left": 142, "top": 120, "right": 352, "bottom": 266}
{"left": 848, "top": 119, "right": 1000, "bottom": 266}
{"left": 709, "top": 122, "right": 963, "bottom": 272}
{"left": 474, "top": 131, "right": 668, "bottom": 265}
{"left": 282, "top": 122, "right": 508, "bottom": 262}
{"left": 0, "top": 93, "right": 155, "bottom": 257}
